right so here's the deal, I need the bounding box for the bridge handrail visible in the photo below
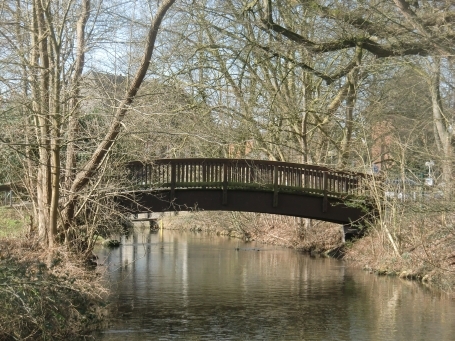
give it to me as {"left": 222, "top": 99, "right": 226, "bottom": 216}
{"left": 128, "top": 158, "right": 366, "bottom": 173}
{"left": 126, "top": 158, "right": 370, "bottom": 199}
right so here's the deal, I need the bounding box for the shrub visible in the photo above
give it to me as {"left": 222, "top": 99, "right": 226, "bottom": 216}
{"left": 0, "top": 240, "right": 107, "bottom": 340}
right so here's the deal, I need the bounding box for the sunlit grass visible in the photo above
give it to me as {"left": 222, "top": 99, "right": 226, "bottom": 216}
{"left": 0, "top": 207, "right": 25, "bottom": 238}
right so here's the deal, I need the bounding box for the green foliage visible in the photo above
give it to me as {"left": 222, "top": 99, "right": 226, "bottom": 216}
{"left": 0, "top": 208, "right": 24, "bottom": 238}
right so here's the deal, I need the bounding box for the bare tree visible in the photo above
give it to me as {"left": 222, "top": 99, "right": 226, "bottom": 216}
{"left": 0, "top": 0, "right": 176, "bottom": 249}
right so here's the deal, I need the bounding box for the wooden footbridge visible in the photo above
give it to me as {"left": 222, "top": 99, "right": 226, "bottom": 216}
{"left": 116, "top": 158, "right": 373, "bottom": 225}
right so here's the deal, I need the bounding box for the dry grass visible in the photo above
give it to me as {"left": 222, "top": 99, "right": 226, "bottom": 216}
{"left": 0, "top": 236, "right": 108, "bottom": 340}
{"left": 345, "top": 207, "right": 455, "bottom": 292}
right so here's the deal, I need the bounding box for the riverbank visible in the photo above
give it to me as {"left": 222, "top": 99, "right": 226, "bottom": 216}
{"left": 155, "top": 210, "right": 455, "bottom": 292}
{"left": 344, "top": 211, "right": 455, "bottom": 292}
{"left": 0, "top": 208, "right": 108, "bottom": 340}
{"left": 156, "top": 211, "right": 342, "bottom": 251}
{"left": 0, "top": 237, "right": 108, "bottom": 340}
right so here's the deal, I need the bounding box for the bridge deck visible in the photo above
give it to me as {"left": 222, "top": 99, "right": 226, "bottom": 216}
{"left": 116, "top": 159, "right": 372, "bottom": 225}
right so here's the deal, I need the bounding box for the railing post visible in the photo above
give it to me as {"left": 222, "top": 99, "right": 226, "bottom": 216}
{"left": 145, "top": 164, "right": 148, "bottom": 186}
{"left": 171, "top": 162, "right": 176, "bottom": 200}
{"left": 202, "top": 162, "right": 207, "bottom": 189}
{"left": 223, "top": 162, "right": 228, "bottom": 205}
{"left": 142, "top": 163, "right": 146, "bottom": 185}
{"left": 273, "top": 165, "right": 279, "bottom": 207}
{"left": 322, "top": 171, "right": 328, "bottom": 212}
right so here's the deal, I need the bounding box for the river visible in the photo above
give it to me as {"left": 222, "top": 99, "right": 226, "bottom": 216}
{"left": 96, "top": 228, "right": 455, "bottom": 340}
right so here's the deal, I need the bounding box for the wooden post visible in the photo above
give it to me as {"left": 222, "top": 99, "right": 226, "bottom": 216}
{"left": 145, "top": 164, "right": 148, "bottom": 186}
{"left": 171, "top": 162, "right": 176, "bottom": 200}
{"left": 322, "top": 171, "right": 328, "bottom": 212}
{"left": 273, "top": 165, "right": 279, "bottom": 207}
{"left": 202, "top": 162, "right": 207, "bottom": 189}
{"left": 223, "top": 162, "right": 228, "bottom": 205}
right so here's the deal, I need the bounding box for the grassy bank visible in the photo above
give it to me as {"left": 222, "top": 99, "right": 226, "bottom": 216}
{"left": 0, "top": 210, "right": 108, "bottom": 340}
{"left": 0, "top": 207, "right": 26, "bottom": 238}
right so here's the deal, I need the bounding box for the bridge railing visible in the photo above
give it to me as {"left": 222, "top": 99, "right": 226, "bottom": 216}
{"left": 126, "top": 159, "right": 369, "bottom": 199}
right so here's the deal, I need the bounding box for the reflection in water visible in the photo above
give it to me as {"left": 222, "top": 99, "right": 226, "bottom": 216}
{"left": 97, "top": 229, "right": 455, "bottom": 340}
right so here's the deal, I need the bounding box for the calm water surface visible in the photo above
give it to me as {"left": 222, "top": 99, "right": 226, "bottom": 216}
{"left": 96, "top": 229, "right": 455, "bottom": 340}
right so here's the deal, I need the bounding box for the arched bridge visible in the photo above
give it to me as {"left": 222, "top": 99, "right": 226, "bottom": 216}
{"left": 116, "top": 158, "right": 373, "bottom": 225}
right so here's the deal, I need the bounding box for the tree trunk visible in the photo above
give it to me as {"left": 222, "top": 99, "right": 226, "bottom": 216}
{"left": 430, "top": 58, "right": 452, "bottom": 190}
{"left": 34, "top": 0, "right": 52, "bottom": 246}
